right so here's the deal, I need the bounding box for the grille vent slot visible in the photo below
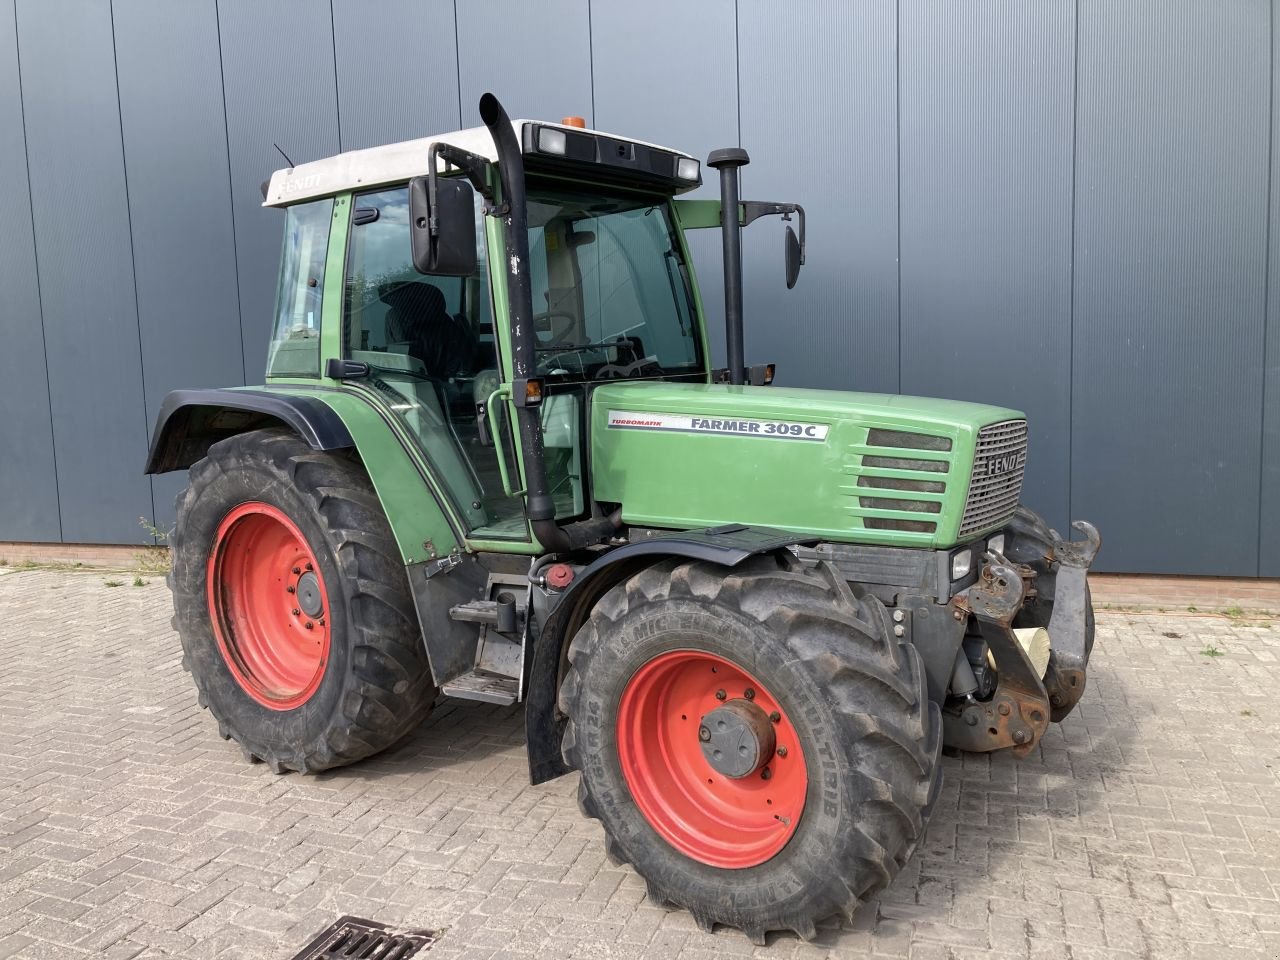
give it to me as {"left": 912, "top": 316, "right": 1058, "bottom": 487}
{"left": 862, "top": 455, "right": 947, "bottom": 474}
{"left": 866, "top": 429, "right": 952, "bottom": 451}
{"left": 865, "top": 517, "right": 937, "bottom": 534}
{"left": 857, "top": 476, "right": 945, "bottom": 494}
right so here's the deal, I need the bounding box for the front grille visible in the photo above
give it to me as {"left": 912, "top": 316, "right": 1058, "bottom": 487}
{"left": 959, "top": 419, "right": 1028, "bottom": 537}
{"left": 857, "top": 429, "right": 952, "bottom": 534}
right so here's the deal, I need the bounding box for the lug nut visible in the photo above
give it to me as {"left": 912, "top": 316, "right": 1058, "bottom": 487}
{"left": 292, "top": 608, "right": 301, "bottom": 616}
{"left": 761, "top": 767, "right": 772, "bottom": 780}
{"left": 1013, "top": 729, "right": 1029, "bottom": 745}
{"left": 292, "top": 567, "right": 301, "bottom": 575}
{"left": 698, "top": 726, "right": 711, "bottom": 742}
{"left": 715, "top": 689, "right": 726, "bottom": 701}
{"left": 892, "top": 609, "right": 905, "bottom": 623}
{"left": 304, "top": 621, "right": 314, "bottom": 630}
{"left": 744, "top": 688, "right": 755, "bottom": 700}
{"left": 318, "top": 618, "right": 325, "bottom": 627}
{"left": 286, "top": 585, "right": 295, "bottom": 594}
{"left": 769, "top": 711, "right": 781, "bottom": 723}
{"left": 776, "top": 746, "right": 788, "bottom": 758}
{"left": 305, "top": 562, "right": 313, "bottom": 571}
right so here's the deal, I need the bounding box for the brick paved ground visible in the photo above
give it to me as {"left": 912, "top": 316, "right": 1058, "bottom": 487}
{"left": 1, "top": 567, "right": 1279, "bottom": 960}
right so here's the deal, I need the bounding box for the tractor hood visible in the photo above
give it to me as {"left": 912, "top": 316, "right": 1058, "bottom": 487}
{"left": 589, "top": 382, "right": 1027, "bottom": 549}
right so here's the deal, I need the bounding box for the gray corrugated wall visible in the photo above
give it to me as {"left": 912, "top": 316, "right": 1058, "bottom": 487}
{"left": 0, "top": 0, "right": 1276, "bottom": 577}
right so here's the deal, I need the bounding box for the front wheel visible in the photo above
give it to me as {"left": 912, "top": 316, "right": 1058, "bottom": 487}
{"left": 559, "top": 556, "right": 942, "bottom": 942}
{"left": 169, "top": 429, "right": 436, "bottom": 773}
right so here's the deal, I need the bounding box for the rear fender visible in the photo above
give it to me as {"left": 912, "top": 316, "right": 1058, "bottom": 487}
{"left": 146, "top": 386, "right": 464, "bottom": 567}
{"left": 145, "top": 388, "right": 353, "bottom": 474}
{"left": 525, "top": 525, "right": 812, "bottom": 784}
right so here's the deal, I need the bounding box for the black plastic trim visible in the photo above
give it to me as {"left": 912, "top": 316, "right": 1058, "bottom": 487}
{"left": 143, "top": 388, "right": 354, "bottom": 474}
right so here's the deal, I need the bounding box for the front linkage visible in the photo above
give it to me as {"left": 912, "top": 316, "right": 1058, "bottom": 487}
{"left": 944, "top": 520, "right": 1101, "bottom": 756}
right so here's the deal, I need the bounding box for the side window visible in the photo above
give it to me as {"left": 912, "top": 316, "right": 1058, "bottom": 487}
{"left": 266, "top": 198, "right": 332, "bottom": 377}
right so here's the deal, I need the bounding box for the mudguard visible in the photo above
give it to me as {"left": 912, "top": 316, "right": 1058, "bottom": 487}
{"left": 144, "top": 388, "right": 354, "bottom": 474}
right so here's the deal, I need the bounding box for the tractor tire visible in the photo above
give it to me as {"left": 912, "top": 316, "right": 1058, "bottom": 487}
{"left": 169, "top": 428, "right": 435, "bottom": 773}
{"left": 559, "top": 554, "right": 942, "bottom": 943}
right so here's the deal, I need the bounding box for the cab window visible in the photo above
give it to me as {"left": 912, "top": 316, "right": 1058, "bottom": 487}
{"left": 267, "top": 197, "right": 332, "bottom": 377}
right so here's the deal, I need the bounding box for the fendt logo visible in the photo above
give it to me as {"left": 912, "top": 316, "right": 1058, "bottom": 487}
{"left": 985, "top": 452, "right": 1025, "bottom": 477}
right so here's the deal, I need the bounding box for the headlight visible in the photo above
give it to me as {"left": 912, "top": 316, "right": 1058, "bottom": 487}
{"left": 988, "top": 533, "right": 1006, "bottom": 556}
{"left": 538, "top": 128, "right": 568, "bottom": 156}
{"left": 676, "top": 157, "right": 700, "bottom": 181}
{"left": 950, "top": 549, "right": 972, "bottom": 580}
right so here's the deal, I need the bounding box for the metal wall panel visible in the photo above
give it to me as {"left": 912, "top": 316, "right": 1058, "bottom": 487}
{"left": 455, "top": 0, "right": 592, "bottom": 127}
{"left": 15, "top": 0, "right": 153, "bottom": 543}
{"left": 899, "top": 0, "right": 1075, "bottom": 534}
{"left": 1071, "top": 0, "right": 1270, "bottom": 575}
{"left": 114, "top": 0, "right": 244, "bottom": 533}
{"left": 218, "top": 0, "right": 341, "bottom": 374}
{"left": 1262, "top": 3, "right": 1280, "bottom": 577}
{"left": 589, "top": 0, "right": 736, "bottom": 363}
{"left": 0, "top": 0, "right": 60, "bottom": 542}
{"left": 736, "top": 1, "right": 900, "bottom": 394}
{"left": 332, "top": 0, "right": 461, "bottom": 150}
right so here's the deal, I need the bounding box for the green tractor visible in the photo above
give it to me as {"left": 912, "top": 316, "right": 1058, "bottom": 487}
{"left": 146, "top": 93, "right": 1099, "bottom": 941}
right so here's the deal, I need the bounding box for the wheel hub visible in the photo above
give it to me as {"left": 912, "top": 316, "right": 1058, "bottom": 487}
{"left": 699, "top": 699, "right": 775, "bottom": 778}
{"left": 616, "top": 649, "right": 808, "bottom": 869}
{"left": 296, "top": 571, "right": 323, "bottom": 617}
{"left": 206, "top": 502, "right": 331, "bottom": 711}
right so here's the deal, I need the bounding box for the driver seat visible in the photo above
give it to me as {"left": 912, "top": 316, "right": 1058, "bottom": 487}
{"left": 381, "top": 281, "right": 474, "bottom": 379}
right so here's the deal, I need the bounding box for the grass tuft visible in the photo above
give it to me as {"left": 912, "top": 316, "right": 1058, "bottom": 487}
{"left": 1199, "top": 645, "right": 1224, "bottom": 658}
{"left": 132, "top": 575, "right": 146, "bottom": 587}
{"left": 103, "top": 579, "right": 124, "bottom": 588}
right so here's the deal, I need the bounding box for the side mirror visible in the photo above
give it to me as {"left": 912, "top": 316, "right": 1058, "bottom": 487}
{"left": 785, "top": 225, "right": 802, "bottom": 289}
{"left": 409, "top": 175, "right": 476, "bottom": 276}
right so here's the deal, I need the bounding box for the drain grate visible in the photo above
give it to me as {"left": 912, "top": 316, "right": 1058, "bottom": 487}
{"left": 289, "top": 916, "right": 435, "bottom": 960}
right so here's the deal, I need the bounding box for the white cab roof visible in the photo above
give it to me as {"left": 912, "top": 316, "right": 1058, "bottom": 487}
{"left": 263, "top": 120, "right": 697, "bottom": 207}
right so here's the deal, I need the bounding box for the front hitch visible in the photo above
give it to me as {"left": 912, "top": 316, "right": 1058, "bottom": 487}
{"left": 943, "top": 560, "right": 1052, "bottom": 757}
{"left": 1043, "top": 521, "right": 1101, "bottom": 721}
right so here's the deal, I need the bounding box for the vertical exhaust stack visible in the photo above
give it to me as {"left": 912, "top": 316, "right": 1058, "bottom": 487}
{"left": 479, "top": 93, "right": 620, "bottom": 552}
{"left": 708, "top": 147, "right": 750, "bottom": 386}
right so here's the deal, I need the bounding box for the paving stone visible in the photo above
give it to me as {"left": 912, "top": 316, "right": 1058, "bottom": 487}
{"left": 2, "top": 569, "right": 1280, "bottom": 958}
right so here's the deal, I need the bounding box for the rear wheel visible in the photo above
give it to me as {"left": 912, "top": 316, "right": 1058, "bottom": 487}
{"left": 560, "top": 555, "right": 942, "bottom": 942}
{"left": 170, "top": 429, "right": 436, "bottom": 773}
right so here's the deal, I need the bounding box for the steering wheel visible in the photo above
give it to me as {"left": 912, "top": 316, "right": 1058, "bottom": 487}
{"left": 594, "top": 357, "right": 662, "bottom": 380}
{"left": 532, "top": 311, "right": 577, "bottom": 346}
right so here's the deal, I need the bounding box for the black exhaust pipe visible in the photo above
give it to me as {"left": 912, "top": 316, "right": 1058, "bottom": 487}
{"left": 478, "top": 93, "right": 619, "bottom": 552}
{"left": 707, "top": 147, "right": 750, "bottom": 385}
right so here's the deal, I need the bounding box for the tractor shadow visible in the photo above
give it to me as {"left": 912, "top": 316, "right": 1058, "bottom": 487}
{"left": 800, "top": 629, "right": 1146, "bottom": 950}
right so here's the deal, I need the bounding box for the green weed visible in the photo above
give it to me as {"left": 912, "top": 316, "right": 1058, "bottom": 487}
{"left": 1199, "top": 645, "right": 1224, "bottom": 658}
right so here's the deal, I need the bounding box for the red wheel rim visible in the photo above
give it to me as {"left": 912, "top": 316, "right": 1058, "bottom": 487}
{"left": 616, "top": 650, "right": 807, "bottom": 868}
{"left": 206, "top": 502, "right": 331, "bottom": 710}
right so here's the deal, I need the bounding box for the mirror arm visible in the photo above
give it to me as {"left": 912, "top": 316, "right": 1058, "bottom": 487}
{"left": 739, "top": 201, "right": 806, "bottom": 264}
{"left": 426, "top": 143, "right": 495, "bottom": 237}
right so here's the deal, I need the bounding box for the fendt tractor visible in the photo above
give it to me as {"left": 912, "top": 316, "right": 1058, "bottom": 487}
{"left": 146, "top": 94, "right": 1100, "bottom": 941}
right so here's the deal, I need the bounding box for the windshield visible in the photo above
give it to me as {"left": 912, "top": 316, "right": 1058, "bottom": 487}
{"left": 525, "top": 185, "right": 702, "bottom": 383}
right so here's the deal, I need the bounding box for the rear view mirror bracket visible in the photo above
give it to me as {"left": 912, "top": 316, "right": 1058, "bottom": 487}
{"left": 739, "top": 201, "right": 806, "bottom": 289}
{"left": 739, "top": 201, "right": 806, "bottom": 264}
